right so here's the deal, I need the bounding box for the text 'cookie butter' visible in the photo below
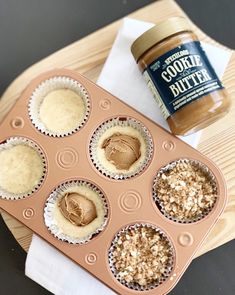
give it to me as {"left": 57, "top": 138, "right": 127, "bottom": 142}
{"left": 131, "top": 17, "right": 231, "bottom": 135}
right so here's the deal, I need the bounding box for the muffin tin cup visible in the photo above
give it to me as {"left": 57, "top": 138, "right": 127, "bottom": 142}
{"left": 108, "top": 223, "right": 175, "bottom": 291}
{"left": 0, "top": 137, "right": 46, "bottom": 200}
{"left": 153, "top": 158, "right": 218, "bottom": 224}
{"left": 28, "top": 76, "right": 90, "bottom": 137}
{"left": 44, "top": 180, "right": 109, "bottom": 244}
{"left": 89, "top": 117, "right": 153, "bottom": 180}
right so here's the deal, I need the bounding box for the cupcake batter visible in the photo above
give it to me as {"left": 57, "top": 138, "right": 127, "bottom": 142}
{"left": 39, "top": 89, "right": 85, "bottom": 133}
{"left": 0, "top": 144, "right": 44, "bottom": 195}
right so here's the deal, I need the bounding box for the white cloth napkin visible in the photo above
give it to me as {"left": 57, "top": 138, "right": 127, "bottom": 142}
{"left": 25, "top": 18, "right": 231, "bottom": 295}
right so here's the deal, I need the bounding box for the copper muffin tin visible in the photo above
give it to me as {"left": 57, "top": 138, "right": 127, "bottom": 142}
{"left": 0, "top": 69, "right": 227, "bottom": 294}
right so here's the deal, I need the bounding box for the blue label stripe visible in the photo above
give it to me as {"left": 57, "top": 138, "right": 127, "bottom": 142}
{"left": 146, "top": 41, "right": 224, "bottom": 117}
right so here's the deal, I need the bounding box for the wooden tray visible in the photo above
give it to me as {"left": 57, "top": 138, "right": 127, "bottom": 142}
{"left": 0, "top": 0, "right": 234, "bottom": 259}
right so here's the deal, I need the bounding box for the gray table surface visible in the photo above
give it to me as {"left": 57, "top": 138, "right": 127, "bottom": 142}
{"left": 0, "top": 1, "right": 235, "bottom": 294}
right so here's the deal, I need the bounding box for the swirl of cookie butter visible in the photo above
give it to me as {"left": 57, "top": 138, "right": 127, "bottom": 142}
{"left": 102, "top": 133, "right": 141, "bottom": 170}
{"left": 59, "top": 192, "right": 97, "bottom": 226}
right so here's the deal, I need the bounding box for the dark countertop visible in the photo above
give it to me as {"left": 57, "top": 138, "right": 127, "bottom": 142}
{"left": 0, "top": 1, "right": 235, "bottom": 294}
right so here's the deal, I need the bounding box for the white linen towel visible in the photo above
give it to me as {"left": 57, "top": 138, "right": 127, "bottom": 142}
{"left": 25, "top": 18, "right": 231, "bottom": 295}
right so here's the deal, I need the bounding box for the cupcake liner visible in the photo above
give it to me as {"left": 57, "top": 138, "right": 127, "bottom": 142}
{"left": 44, "top": 180, "right": 108, "bottom": 244}
{"left": 153, "top": 159, "right": 218, "bottom": 224}
{"left": 89, "top": 117, "right": 153, "bottom": 180}
{"left": 108, "top": 223, "right": 175, "bottom": 291}
{"left": 0, "top": 137, "right": 46, "bottom": 200}
{"left": 28, "top": 76, "right": 90, "bottom": 137}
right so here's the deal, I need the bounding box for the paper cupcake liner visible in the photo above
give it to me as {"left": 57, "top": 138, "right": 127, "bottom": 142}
{"left": 28, "top": 76, "right": 90, "bottom": 137}
{"left": 44, "top": 180, "right": 109, "bottom": 244}
{"left": 89, "top": 117, "right": 153, "bottom": 180}
{"left": 153, "top": 158, "right": 218, "bottom": 224}
{"left": 108, "top": 223, "right": 175, "bottom": 291}
{"left": 0, "top": 137, "right": 46, "bottom": 200}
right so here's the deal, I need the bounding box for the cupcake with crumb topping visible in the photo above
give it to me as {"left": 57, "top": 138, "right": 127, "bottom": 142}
{"left": 108, "top": 223, "right": 174, "bottom": 291}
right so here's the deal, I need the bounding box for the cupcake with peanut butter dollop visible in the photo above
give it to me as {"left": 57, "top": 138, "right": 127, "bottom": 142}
{"left": 90, "top": 117, "right": 153, "bottom": 179}
{"left": 102, "top": 133, "right": 141, "bottom": 170}
{"left": 59, "top": 192, "right": 97, "bottom": 226}
{"left": 44, "top": 180, "right": 108, "bottom": 244}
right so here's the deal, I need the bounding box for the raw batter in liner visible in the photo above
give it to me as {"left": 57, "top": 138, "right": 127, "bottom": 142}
{"left": 0, "top": 144, "right": 44, "bottom": 195}
{"left": 39, "top": 89, "right": 85, "bottom": 133}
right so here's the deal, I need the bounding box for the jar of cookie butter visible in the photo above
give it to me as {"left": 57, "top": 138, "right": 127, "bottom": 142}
{"left": 131, "top": 17, "right": 231, "bottom": 136}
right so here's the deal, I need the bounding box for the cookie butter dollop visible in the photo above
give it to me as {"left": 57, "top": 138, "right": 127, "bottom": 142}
{"left": 59, "top": 192, "right": 97, "bottom": 226}
{"left": 102, "top": 133, "right": 141, "bottom": 170}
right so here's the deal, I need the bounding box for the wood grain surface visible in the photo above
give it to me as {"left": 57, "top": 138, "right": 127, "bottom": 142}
{"left": 0, "top": 0, "right": 234, "bottom": 257}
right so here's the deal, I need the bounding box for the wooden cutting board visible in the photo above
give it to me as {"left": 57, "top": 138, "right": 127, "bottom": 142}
{"left": 0, "top": 0, "right": 234, "bottom": 257}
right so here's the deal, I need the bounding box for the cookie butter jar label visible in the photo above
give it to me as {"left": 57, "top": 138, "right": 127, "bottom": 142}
{"left": 143, "top": 41, "right": 224, "bottom": 119}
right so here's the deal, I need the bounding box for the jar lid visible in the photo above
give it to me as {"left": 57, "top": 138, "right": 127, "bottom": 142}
{"left": 131, "top": 17, "right": 192, "bottom": 62}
